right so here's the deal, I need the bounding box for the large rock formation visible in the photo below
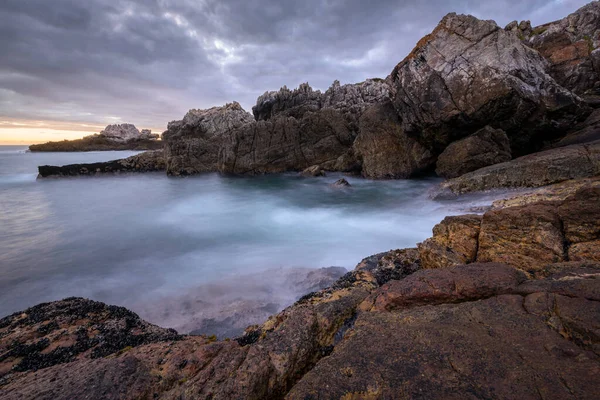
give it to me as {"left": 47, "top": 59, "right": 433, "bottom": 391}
{"left": 509, "top": 1, "right": 600, "bottom": 97}
{"left": 37, "top": 150, "right": 166, "bottom": 178}
{"left": 29, "top": 124, "right": 162, "bottom": 152}
{"left": 389, "top": 13, "right": 587, "bottom": 157}
{"left": 162, "top": 102, "right": 254, "bottom": 175}
{"left": 437, "top": 140, "right": 600, "bottom": 195}
{"left": 218, "top": 79, "right": 391, "bottom": 176}
{"left": 1, "top": 186, "right": 600, "bottom": 399}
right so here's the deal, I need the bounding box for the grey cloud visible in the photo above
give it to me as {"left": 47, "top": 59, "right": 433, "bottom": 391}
{"left": 0, "top": 0, "right": 593, "bottom": 134}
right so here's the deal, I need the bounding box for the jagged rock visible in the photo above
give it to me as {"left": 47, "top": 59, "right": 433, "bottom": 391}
{"left": 331, "top": 178, "right": 351, "bottom": 187}
{"left": 418, "top": 214, "right": 482, "bottom": 269}
{"left": 300, "top": 165, "right": 326, "bottom": 177}
{"left": 435, "top": 126, "right": 512, "bottom": 178}
{"left": 437, "top": 140, "right": 600, "bottom": 195}
{"left": 219, "top": 80, "right": 390, "bottom": 175}
{"left": 353, "top": 101, "right": 434, "bottom": 178}
{"left": 389, "top": 12, "right": 587, "bottom": 156}
{"left": 162, "top": 102, "right": 253, "bottom": 175}
{"left": 99, "top": 124, "right": 153, "bottom": 143}
{"left": 520, "top": 2, "right": 600, "bottom": 95}
{"left": 37, "top": 150, "right": 166, "bottom": 178}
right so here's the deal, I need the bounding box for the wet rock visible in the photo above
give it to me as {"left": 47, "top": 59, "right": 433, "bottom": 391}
{"left": 162, "top": 102, "right": 253, "bottom": 176}
{"left": 389, "top": 13, "right": 586, "bottom": 157}
{"left": 37, "top": 150, "right": 166, "bottom": 178}
{"left": 418, "top": 214, "right": 482, "bottom": 269}
{"left": 437, "top": 140, "right": 600, "bottom": 196}
{"left": 0, "top": 298, "right": 179, "bottom": 379}
{"left": 300, "top": 165, "right": 326, "bottom": 177}
{"left": 435, "top": 126, "right": 512, "bottom": 178}
{"left": 331, "top": 178, "right": 351, "bottom": 187}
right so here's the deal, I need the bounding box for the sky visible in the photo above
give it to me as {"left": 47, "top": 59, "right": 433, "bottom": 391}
{"left": 0, "top": 0, "right": 593, "bottom": 144}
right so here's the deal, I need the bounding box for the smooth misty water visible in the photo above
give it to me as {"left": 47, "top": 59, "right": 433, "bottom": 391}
{"left": 0, "top": 145, "right": 502, "bottom": 333}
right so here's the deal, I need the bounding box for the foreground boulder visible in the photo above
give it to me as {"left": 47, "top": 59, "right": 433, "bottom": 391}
{"left": 162, "top": 102, "right": 254, "bottom": 175}
{"left": 29, "top": 124, "right": 162, "bottom": 152}
{"left": 37, "top": 150, "right": 166, "bottom": 178}
{"left": 435, "top": 126, "right": 512, "bottom": 178}
{"left": 437, "top": 140, "right": 600, "bottom": 195}
{"left": 389, "top": 12, "right": 586, "bottom": 156}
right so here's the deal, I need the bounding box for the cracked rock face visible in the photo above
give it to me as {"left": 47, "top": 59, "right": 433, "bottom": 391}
{"left": 516, "top": 2, "right": 600, "bottom": 96}
{"left": 219, "top": 80, "right": 390, "bottom": 175}
{"left": 389, "top": 12, "right": 587, "bottom": 156}
{"left": 162, "top": 102, "right": 254, "bottom": 175}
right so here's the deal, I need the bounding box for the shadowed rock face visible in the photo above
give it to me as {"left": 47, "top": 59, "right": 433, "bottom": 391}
{"left": 162, "top": 102, "right": 254, "bottom": 176}
{"left": 219, "top": 80, "right": 390, "bottom": 175}
{"left": 436, "top": 126, "right": 512, "bottom": 178}
{"left": 37, "top": 150, "right": 166, "bottom": 178}
{"left": 389, "top": 13, "right": 587, "bottom": 157}
{"left": 512, "top": 2, "right": 600, "bottom": 96}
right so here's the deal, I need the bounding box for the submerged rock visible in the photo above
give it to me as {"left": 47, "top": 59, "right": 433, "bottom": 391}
{"left": 300, "top": 165, "right": 326, "bottom": 177}
{"left": 331, "top": 178, "right": 351, "bottom": 187}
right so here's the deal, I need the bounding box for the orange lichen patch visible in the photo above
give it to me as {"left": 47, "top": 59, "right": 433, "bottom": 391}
{"left": 548, "top": 40, "right": 591, "bottom": 64}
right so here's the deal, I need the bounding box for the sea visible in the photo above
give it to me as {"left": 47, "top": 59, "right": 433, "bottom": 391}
{"left": 0, "top": 145, "right": 504, "bottom": 335}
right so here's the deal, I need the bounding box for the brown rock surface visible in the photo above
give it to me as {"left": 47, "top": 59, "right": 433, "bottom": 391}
{"left": 418, "top": 214, "right": 482, "bottom": 269}
{"left": 435, "top": 126, "right": 512, "bottom": 178}
{"left": 437, "top": 140, "right": 600, "bottom": 195}
{"left": 288, "top": 265, "right": 600, "bottom": 400}
{"left": 477, "top": 204, "right": 566, "bottom": 272}
{"left": 519, "top": 2, "right": 600, "bottom": 95}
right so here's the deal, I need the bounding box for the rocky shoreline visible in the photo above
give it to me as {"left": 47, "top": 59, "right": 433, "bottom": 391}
{"left": 8, "top": 2, "right": 600, "bottom": 398}
{"left": 1, "top": 184, "right": 598, "bottom": 399}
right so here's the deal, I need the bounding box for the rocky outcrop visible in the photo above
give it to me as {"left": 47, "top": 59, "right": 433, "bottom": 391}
{"left": 98, "top": 124, "right": 158, "bottom": 143}
{"left": 2, "top": 186, "right": 600, "bottom": 399}
{"left": 218, "top": 80, "right": 391, "bottom": 176}
{"left": 162, "top": 102, "right": 254, "bottom": 175}
{"left": 510, "top": 2, "right": 600, "bottom": 96}
{"left": 37, "top": 150, "right": 166, "bottom": 178}
{"left": 0, "top": 297, "right": 179, "bottom": 379}
{"left": 435, "top": 126, "right": 512, "bottom": 178}
{"left": 389, "top": 13, "right": 587, "bottom": 157}
{"left": 554, "top": 108, "right": 600, "bottom": 147}
{"left": 29, "top": 124, "right": 162, "bottom": 152}
{"left": 437, "top": 140, "right": 600, "bottom": 195}
{"left": 418, "top": 214, "right": 482, "bottom": 269}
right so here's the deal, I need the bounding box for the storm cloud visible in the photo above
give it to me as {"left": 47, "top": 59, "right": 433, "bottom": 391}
{"left": 0, "top": 0, "right": 592, "bottom": 133}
